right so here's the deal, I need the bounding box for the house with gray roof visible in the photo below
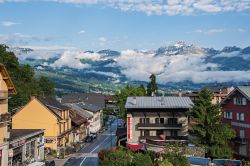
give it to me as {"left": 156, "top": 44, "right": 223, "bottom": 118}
{"left": 125, "top": 96, "right": 193, "bottom": 145}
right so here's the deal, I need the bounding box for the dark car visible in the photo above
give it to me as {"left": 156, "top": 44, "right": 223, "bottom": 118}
{"left": 84, "top": 135, "right": 93, "bottom": 142}
{"left": 45, "top": 160, "right": 55, "bottom": 166}
{"left": 90, "top": 132, "right": 97, "bottom": 139}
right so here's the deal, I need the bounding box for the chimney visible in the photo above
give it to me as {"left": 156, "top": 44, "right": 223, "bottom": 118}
{"left": 132, "top": 96, "right": 137, "bottom": 105}
{"left": 178, "top": 89, "right": 182, "bottom": 97}
{"left": 30, "top": 96, "right": 36, "bottom": 101}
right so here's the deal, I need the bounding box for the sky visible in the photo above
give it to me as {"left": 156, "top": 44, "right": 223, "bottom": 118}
{"left": 0, "top": 0, "right": 250, "bottom": 51}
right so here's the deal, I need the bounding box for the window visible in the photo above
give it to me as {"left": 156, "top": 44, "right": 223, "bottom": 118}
{"left": 240, "top": 129, "right": 245, "bottom": 138}
{"left": 224, "top": 112, "right": 232, "bottom": 119}
{"left": 234, "top": 97, "right": 247, "bottom": 105}
{"left": 155, "top": 118, "right": 164, "bottom": 124}
{"left": 141, "top": 130, "right": 150, "bottom": 137}
{"left": 170, "top": 130, "right": 178, "bottom": 137}
{"left": 140, "top": 118, "right": 150, "bottom": 124}
{"left": 168, "top": 118, "right": 178, "bottom": 124}
{"left": 237, "top": 113, "right": 244, "bottom": 121}
{"left": 156, "top": 130, "right": 164, "bottom": 136}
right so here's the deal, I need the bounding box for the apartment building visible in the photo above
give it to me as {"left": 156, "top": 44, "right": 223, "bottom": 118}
{"left": 221, "top": 86, "right": 250, "bottom": 157}
{"left": 12, "top": 96, "right": 73, "bottom": 151}
{"left": 125, "top": 96, "right": 193, "bottom": 145}
{"left": 0, "top": 64, "right": 17, "bottom": 166}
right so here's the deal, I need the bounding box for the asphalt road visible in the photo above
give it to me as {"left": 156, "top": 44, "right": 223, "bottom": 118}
{"left": 63, "top": 119, "right": 118, "bottom": 166}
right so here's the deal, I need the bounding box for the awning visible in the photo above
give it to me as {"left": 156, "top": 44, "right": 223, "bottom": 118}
{"left": 127, "top": 143, "right": 146, "bottom": 152}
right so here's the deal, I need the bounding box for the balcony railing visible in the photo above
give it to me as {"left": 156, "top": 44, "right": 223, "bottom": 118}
{"left": 140, "top": 135, "right": 188, "bottom": 140}
{"left": 234, "top": 137, "right": 249, "bottom": 144}
{"left": 137, "top": 123, "right": 182, "bottom": 129}
{"left": 139, "top": 136, "right": 189, "bottom": 146}
{"left": 0, "top": 112, "right": 11, "bottom": 124}
{"left": 0, "top": 90, "right": 8, "bottom": 100}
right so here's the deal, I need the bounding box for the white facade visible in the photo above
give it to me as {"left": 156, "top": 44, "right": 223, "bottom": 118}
{"left": 86, "top": 110, "right": 103, "bottom": 133}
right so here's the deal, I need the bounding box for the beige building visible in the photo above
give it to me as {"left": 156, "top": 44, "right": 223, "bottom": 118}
{"left": 0, "top": 64, "right": 17, "bottom": 166}
{"left": 125, "top": 96, "right": 193, "bottom": 145}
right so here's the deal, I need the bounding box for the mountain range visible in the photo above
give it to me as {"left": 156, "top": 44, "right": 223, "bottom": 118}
{"left": 9, "top": 41, "right": 250, "bottom": 95}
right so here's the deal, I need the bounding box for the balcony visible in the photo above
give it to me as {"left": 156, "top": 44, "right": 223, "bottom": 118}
{"left": 0, "top": 112, "right": 11, "bottom": 124}
{"left": 234, "top": 137, "right": 249, "bottom": 145}
{"left": 0, "top": 90, "right": 8, "bottom": 100}
{"left": 139, "top": 136, "right": 189, "bottom": 146}
{"left": 137, "top": 123, "right": 182, "bottom": 129}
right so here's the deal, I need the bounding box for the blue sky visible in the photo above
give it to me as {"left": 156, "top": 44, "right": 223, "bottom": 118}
{"left": 0, "top": 0, "right": 250, "bottom": 51}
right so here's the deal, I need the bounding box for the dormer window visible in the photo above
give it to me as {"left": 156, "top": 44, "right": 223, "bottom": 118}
{"left": 234, "top": 97, "right": 247, "bottom": 105}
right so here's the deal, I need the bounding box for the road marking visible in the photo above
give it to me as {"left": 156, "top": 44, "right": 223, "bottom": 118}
{"left": 79, "top": 135, "right": 111, "bottom": 166}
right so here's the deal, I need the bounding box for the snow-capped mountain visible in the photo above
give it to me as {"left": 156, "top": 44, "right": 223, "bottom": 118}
{"left": 10, "top": 42, "right": 250, "bottom": 93}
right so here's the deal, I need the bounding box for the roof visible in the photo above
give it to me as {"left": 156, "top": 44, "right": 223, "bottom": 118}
{"left": 61, "top": 93, "right": 106, "bottom": 108}
{"left": 69, "top": 109, "right": 87, "bottom": 126}
{"left": 187, "top": 157, "right": 210, "bottom": 165}
{"left": 203, "top": 86, "right": 233, "bottom": 94}
{"left": 221, "top": 86, "right": 250, "bottom": 104}
{"left": 76, "top": 102, "right": 102, "bottom": 113}
{"left": 125, "top": 96, "right": 193, "bottom": 109}
{"left": 65, "top": 103, "right": 93, "bottom": 119}
{"left": 38, "top": 96, "right": 69, "bottom": 111}
{"left": 10, "top": 129, "right": 44, "bottom": 142}
{"left": 0, "top": 64, "right": 17, "bottom": 94}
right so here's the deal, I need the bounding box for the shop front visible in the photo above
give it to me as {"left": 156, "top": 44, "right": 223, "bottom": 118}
{"left": 9, "top": 129, "right": 44, "bottom": 166}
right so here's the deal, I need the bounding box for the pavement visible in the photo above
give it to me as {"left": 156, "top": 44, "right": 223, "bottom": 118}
{"left": 60, "top": 119, "right": 118, "bottom": 166}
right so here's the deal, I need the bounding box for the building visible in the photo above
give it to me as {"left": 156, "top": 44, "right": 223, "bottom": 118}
{"left": 61, "top": 93, "right": 106, "bottom": 109}
{"left": 12, "top": 96, "right": 74, "bottom": 151}
{"left": 69, "top": 109, "right": 89, "bottom": 141}
{"left": 0, "top": 64, "right": 17, "bottom": 166}
{"left": 175, "top": 86, "right": 234, "bottom": 104}
{"left": 221, "top": 86, "right": 250, "bottom": 157}
{"left": 75, "top": 102, "right": 103, "bottom": 133}
{"left": 8, "top": 129, "right": 44, "bottom": 166}
{"left": 125, "top": 96, "right": 193, "bottom": 145}
{"left": 65, "top": 103, "right": 93, "bottom": 135}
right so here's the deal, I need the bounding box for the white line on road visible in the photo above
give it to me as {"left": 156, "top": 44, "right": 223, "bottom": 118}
{"left": 79, "top": 135, "right": 112, "bottom": 166}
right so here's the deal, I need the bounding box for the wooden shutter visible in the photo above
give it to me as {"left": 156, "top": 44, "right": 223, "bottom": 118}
{"left": 243, "top": 98, "right": 247, "bottom": 105}
{"left": 237, "top": 113, "right": 239, "bottom": 120}
{"left": 234, "top": 98, "right": 236, "bottom": 104}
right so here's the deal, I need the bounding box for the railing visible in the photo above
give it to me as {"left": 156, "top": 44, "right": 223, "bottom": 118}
{"left": 137, "top": 123, "right": 182, "bottom": 128}
{"left": 143, "top": 136, "right": 189, "bottom": 146}
{"left": 0, "top": 112, "right": 11, "bottom": 124}
{"left": 0, "top": 90, "right": 8, "bottom": 99}
{"left": 234, "top": 137, "right": 249, "bottom": 144}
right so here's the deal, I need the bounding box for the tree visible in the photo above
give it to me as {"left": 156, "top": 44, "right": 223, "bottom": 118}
{"left": 147, "top": 74, "right": 157, "bottom": 96}
{"left": 0, "top": 44, "right": 55, "bottom": 112}
{"left": 189, "top": 89, "right": 235, "bottom": 158}
{"left": 39, "top": 76, "right": 55, "bottom": 96}
{"left": 115, "top": 84, "right": 146, "bottom": 119}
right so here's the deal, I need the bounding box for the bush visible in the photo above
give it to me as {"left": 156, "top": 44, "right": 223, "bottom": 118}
{"left": 131, "top": 152, "right": 153, "bottom": 166}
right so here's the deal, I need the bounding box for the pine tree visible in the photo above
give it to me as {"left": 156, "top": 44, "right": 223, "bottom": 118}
{"left": 189, "top": 89, "right": 235, "bottom": 158}
{"left": 147, "top": 74, "right": 157, "bottom": 96}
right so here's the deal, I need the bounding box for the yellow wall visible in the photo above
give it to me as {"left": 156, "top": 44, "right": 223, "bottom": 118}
{"left": 12, "top": 98, "right": 59, "bottom": 149}
{"left": 0, "top": 72, "right": 8, "bottom": 145}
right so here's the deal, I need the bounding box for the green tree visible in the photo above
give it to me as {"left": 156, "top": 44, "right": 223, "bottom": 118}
{"left": 189, "top": 89, "right": 235, "bottom": 158}
{"left": 0, "top": 44, "right": 55, "bottom": 112}
{"left": 147, "top": 74, "right": 157, "bottom": 96}
{"left": 131, "top": 152, "right": 153, "bottom": 166}
{"left": 39, "top": 76, "right": 55, "bottom": 96}
{"left": 115, "top": 84, "right": 146, "bottom": 119}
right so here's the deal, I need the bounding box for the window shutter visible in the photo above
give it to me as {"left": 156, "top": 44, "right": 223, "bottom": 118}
{"left": 224, "top": 112, "right": 226, "bottom": 118}
{"left": 243, "top": 98, "right": 247, "bottom": 105}
{"left": 230, "top": 112, "right": 233, "bottom": 119}
{"left": 234, "top": 98, "right": 236, "bottom": 104}
{"left": 237, "top": 113, "right": 239, "bottom": 120}
{"left": 241, "top": 113, "right": 244, "bottom": 121}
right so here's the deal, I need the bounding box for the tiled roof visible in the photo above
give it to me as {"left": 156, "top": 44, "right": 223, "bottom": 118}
{"left": 0, "top": 64, "right": 17, "bottom": 94}
{"left": 76, "top": 102, "right": 102, "bottom": 113}
{"left": 65, "top": 103, "right": 93, "bottom": 119}
{"left": 38, "top": 97, "right": 69, "bottom": 111}
{"left": 61, "top": 93, "right": 106, "bottom": 108}
{"left": 237, "top": 86, "right": 250, "bottom": 99}
{"left": 125, "top": 96, "right": 193, "bottom": 109}
{"left": 10, "top": 129, "right": 44, "bottom": 142}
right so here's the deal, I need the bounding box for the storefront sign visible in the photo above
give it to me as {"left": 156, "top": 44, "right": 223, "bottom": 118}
{"left": 11, "top": 140, "right": 25, "bottom": 148}
{"left": 45, "top": 138, "right": 56, "bottom": 143}
{"left": 127, "top": 117, "right": 130, "bottom": 139}
{"left": 0, "top": 149, "right": 2, "bottom": 157}
{"left": 8, "top": 149, "right": 13, "bottom": 157}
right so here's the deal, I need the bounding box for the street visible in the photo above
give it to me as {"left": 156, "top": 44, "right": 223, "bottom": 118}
{"left": 62, "top": 118, "right": 117, "bottom": 166}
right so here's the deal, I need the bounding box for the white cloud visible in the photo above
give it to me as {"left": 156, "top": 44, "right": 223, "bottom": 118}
{"left": 194, "top": 28, "right": 225, "bottom": 34}
{"left": 1, "top": 21, "right": 20, "bottom": 27}
{"left": 238, "top": 28, "right": 246, "bottom": 33}
{"left": 98, "top": 37, "right": 107, "bottom": 46}
{"left": 1, "top": 0, "right": 250, "bottom": 15}
{"left": 79, "top": 30, "right": 85, "bottom": 34}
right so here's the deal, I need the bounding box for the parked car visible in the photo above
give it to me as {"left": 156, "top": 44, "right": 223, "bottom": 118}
{"left": 84, "top": 135, "right": 93, "bottom": 142}
{"left": 90, "top": 132, "right": 97, "bottom": 139}
{"left": 45, "top": 160, "right": 55, "bottom": 166}
{"left": 98, "top": 127, "right": 106, "bottom": 133}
